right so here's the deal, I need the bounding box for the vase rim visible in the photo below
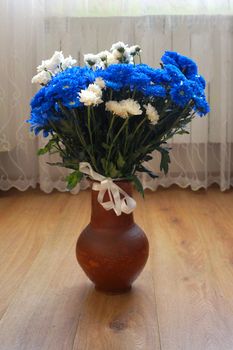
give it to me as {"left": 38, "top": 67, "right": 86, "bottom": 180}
{"left": 88, "top": 177, "right": 132, "bottom": 184}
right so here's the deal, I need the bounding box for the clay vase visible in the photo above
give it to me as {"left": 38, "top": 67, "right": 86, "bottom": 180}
{"left": 76, "top": 181, "right": 149, "bottom": 294}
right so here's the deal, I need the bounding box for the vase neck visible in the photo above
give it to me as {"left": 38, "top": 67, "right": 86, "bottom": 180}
{"left": 90, "top": 181, "right": 134, "bottom": 229}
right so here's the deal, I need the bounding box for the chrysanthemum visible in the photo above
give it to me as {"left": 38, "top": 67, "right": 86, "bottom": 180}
{"left": 106, "top": 99, "right": 142, "bottom": 118}
{"left": 34, "top": 51, "right": 77, "bottom": 83}
{"left": 129, "top": 45, "right": 141, "bottom": 56}
{"left": 97, "top": 50, "right": 109, "bottom": 62}
{"left": 61, "top": 55, "right": 77, "bottom": 70}
{"left": 162, "top": 51, "right": 198, "bottom": 79}
{"left": 144, "top": 103, "right": 159, "bottom": 124}
{"left": 31, "top": 70, "right": 51, "bottom": 85}
{"left": 170, "top": 81, "right": 194, "bottom": 107}
{"left": 106, "top": 52, "right": 119, "bottom": 65}
{"left": 110, "top": 41, "right": 128, "bottom": 53}
{"left": 121, "top": 99, "right": 142, "bottom": 116}
{"left": 37, "top": 51, "right": 64, "bottom": 73}
{"left": 84, "top": 54, "right": 99, "bottom": 67}
{"left": 87, "top": 83, "right": 102, "bottom": 97}
{"left": 79, "top": 89, "right": 103, "bottom": 106}
{"left": 193, "top": 96, "right": 210, "bottom": 116}
{"left": 94, "top": 77, "right": 106, "bottom": 89}
{"left": 105, "top": 101, "right": 128, "bottom": 118}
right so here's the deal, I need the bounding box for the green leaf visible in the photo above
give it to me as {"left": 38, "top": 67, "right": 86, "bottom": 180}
{"left": 37, "top": 148, "right": 49, "bottom": 156}
{"left": 136, "top": 165, "right": 158, "bottom": 179}
{"left": 117, "top": 152, "right": 125, "bottom": 169}
{"left": 66, "top": 171, "right": 83, "bottom": 190}
{"left": 59, "top": 119, "right": 76, "bottom": 134}
{"left": 108, "top": 162, "right": 120, "bottom": 178}
{"left": 130, "top": 175, "right": 144, "bottom": 197}
{"left": 101, "top": 143, "right": 110, "bottom": 151}
{"left": 160, "top": 149, "right": 171, "bottom": 174}
{"left": 47, "top": 161, "right": 79, "bottom": 170}
{"left": 179, "top": 130, "right": 189, "bottom": 135}
{"left": 37, "top": 139, "right": 56, "bottom": 155}
{"left": 101, "top": 158, "right": 107, "bottom": 172}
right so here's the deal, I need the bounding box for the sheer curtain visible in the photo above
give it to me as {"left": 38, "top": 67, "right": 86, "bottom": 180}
{"left": 0, "top": 0, "right": 233, "bottom": 192}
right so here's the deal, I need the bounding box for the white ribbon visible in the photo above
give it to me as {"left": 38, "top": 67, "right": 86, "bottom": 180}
{"left": 79, "top": 162, "right": 136, "bottom": 216}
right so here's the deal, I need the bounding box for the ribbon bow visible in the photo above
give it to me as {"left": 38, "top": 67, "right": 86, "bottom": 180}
{"left": 79, "top": 162, "right": 136, "bottom": 216}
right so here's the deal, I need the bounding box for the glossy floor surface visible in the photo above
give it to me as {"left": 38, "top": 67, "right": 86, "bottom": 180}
{"left": 0, "top": 186, "right": 233, "bottom": 350}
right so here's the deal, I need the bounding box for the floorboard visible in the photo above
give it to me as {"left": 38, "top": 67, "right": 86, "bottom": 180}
{"left": 0, "top": 186, "right": 232, "bottom": 350}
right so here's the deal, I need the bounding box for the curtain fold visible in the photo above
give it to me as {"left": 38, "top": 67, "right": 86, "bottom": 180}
{"left": 0, "top": 0, "right": 232, "bottom": 192}
{"left": 45, "top": 0, "right": 233, "bottom": 16}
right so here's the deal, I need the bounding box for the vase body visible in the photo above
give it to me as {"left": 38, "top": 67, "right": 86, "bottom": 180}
{"left": 76, "top": 181, "right": 149, "bottom": 294}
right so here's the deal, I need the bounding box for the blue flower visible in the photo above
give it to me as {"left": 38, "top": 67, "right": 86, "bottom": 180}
{"left": 189, "top": 80, "right": 205, "bottom": 99}
{"left": 141, "top": 84, "right": 166, "bottom": 97}
{"left": 97, "top": 64, "right": 169, "bottom": 94}
{"left": 44, "top": 66, "right": 96, "bottom": 109}
{"left": 28, "top": 56, "right": 209, "bottom": 136}
{"left": 27, "top": 109, "right": 61, "bottom": 136}
{"left": 161, "top": 51, "right": 179, "bottom": 66}
{"left": 30, "top": 88, "right": 47, "bottom": 108}
{"left": 134, "top": 64, "right": 171, "bottom": 84}
{"left": 98, "top": 64, "right": 134, "bottom": 84}
{"left": 29, "top": 66, "right": 97, "bottom": 134}
{"left": 127, "top": 72, "right": 151, "bottom": 88}
{"left": 192, "top": 74, "right": 206, "bottom": 89}
{"left": 164, "top": 64, "right": 186, "bottom": 85}
{"left": 162, "top": 51, "right": 198, "bottom": 79}
{"left": 105, "top": 80, "right": 123, "bottom": 91}
{"left": 193, "top": 96, "right": 210, "bottom": 116}
{"left": 170, "top": 81, "right": 194, "bottom": 107}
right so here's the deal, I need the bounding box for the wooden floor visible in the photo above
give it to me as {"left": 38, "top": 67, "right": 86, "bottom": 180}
{"left": 0, "top": 186, "right": 233, "bottom": 350}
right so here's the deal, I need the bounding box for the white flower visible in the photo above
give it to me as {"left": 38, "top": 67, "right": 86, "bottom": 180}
{"left": 110, "top": 41, "right": 128, "bottom": 53}
{"left": 84, "top": 53, "right": 99, "bottom": 67}
{"left": 33, "top": 51, "right": 77, "bottom": 84}
{"left": 106, "top": 52, "right": 119, "bottom": 65}
{"left": 121, "top": 99, "right": 142, "bottom": 116}
{"left": 106, "top": 99, "right": 142, "bottom": 118}
{"left": 31, "top": 70, "right": 51, "bottom": 85}
{"left": 144, "top": 103, "right": 159, "bottom": 124}
{"left": 36, "top": 51, "right": 76, "bottom": 76}
{"left": 123, "top": 48, "right": 134, "bottom": 64}
{"left": 94, "top": 77, "right": 106, "bottom": 89}
{"left": 79, "top": 89, "right": 103, "bottom": 106}
{"left": 61, "top": 55, "right": 77, "bottom": 69}
{"left": 111, "top": 49, "right": 122, "bottom": 59}
{"left": 43, "top": 51, "right": 64, "bottom": 72}
{"left": 87, "top": 83, "right": 102, "bottom": 97}
{"left": 84, "top": 53, "right": 104, "bottom": 69}
{"left": 106, "top": 101, "right": 128, "bottom": 118}
{"left": 129, "top": 45, "right": 141, "bottom": 56}
{"left": 37, "top": 59, "right": 51, "bottom": 73}
{"left": 96, "top": 61, "right": 106, "bottom": 69}
{"left": 97, "top": 50, "right": 109, "bottom": 61}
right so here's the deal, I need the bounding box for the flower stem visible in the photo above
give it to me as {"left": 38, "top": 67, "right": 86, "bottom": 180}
{"left": 132, "top": 88, "right": 137, "bottom": 99}
{"left": 123, "top": 119, "right": 129, "bottom": 153}
{"left": 106, "top": 113, "right": 115, "bottom": 144}
{"left": 106, "top": 118, "right": 128, "bottom": 165}
{"left": 49, "top": 120, "right": 73, "bottom": 155}
{"left": 138, "top": 53, "right": 142, "bottom": 64}
{"left": 109, "top": 89, "right": 113, "bottom": 100}
{"left": 132, "top": 116, "right": 147, "bottom": 138}
{"left": 87, "top": 106, "right": 94, "bottom": 154}
{"left": 71, "top": 109, "right": 98, "bottom": 171}
{"left": 159, "top": 100, "right": 172, "bottom": 119}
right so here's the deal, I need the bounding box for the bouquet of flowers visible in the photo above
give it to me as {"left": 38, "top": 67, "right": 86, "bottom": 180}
{"left": 28, "top": 41, "right": 209, "bottom": 205}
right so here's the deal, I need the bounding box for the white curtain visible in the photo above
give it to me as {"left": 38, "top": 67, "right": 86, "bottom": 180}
{"left": 0, "top": 0, "right": 233, "bottom": 192}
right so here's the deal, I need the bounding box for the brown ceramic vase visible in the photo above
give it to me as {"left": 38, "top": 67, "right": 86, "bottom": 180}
{"left": 76, "top": 181, "right": 149, "bottom": 294}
